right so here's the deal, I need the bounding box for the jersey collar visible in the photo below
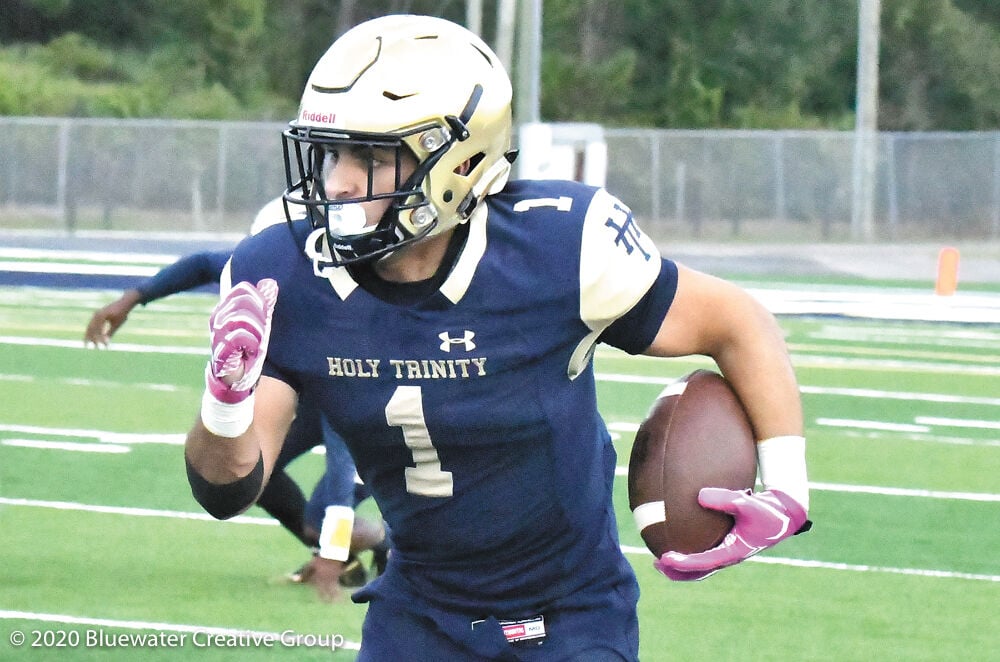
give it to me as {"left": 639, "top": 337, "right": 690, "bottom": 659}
{"left": 310, "top": 204, "right": 488, "bottom": 304}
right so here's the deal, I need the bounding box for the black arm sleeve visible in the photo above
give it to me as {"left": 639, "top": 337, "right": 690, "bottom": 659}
{"left": 185, "top": 451, "right": 264, "bottom": 520}
{"left": 136, "top": 250, "right": 233, "bottom": 304}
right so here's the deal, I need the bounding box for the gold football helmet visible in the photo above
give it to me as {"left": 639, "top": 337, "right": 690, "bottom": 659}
{"left": 283, "top": 14, "right": 514, "bottom": 265}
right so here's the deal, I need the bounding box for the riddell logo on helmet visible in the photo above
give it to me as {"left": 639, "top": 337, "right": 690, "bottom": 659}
{"left": 301, "top": 109, "right": 335, "bottom": 124}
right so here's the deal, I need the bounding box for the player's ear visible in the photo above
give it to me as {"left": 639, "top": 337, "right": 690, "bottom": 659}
{"left": 454, "top": 159, "right": 472, "bottom": 176}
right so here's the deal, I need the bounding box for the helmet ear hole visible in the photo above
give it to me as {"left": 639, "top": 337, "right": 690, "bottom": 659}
{"left": 459, "top": 152, "right": 485, "bottom": 176}
{"left": 443, "top": 191, "right": 454, "bottom": 203}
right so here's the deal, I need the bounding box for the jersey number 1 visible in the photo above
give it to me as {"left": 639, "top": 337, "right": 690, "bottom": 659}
{"left": 385, "top": 385, "right": 454, "bottom": 497}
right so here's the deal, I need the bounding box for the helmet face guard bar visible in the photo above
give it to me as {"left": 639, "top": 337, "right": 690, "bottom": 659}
{"left": 281, "top": 124, "right": 453, "bottom": 267}
{"left": 282, "top": 128, "right": 414, "bottom": 213}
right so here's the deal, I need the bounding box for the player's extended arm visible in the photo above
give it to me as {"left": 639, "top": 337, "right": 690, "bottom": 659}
{"left": 184, "top": 279, "right": 295, "bottom": 519}
{"left": 84, "top": 250, "right": 232, "bottom": 347}
{"left": 644, "top": 264, "right": 810, "bottom": 580}
{"left": 84, "top": 288, "right": 144, "bottom": 347}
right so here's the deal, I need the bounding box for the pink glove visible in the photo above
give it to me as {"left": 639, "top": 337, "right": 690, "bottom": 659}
{"left": 655, "top": 488, "right": 809, "bottom": 581}
{"left": 205, "top": 279, "right": 278, "bottom": 404}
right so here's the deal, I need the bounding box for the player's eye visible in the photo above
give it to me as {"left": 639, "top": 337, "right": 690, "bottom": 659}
{"left": 321, "top": 146, "right": 341, "bottom": 169}
{"left": 352, "top": 145, "right": 383, "bottom": 167}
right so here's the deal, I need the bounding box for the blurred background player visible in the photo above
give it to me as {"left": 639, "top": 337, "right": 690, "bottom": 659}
{"left": 84, "top": 201, "right": 388, "bottom": 600}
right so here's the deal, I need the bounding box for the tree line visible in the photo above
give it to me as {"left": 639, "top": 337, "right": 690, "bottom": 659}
{"left": 1, "top": 0, "right": 997, "bottom": 130}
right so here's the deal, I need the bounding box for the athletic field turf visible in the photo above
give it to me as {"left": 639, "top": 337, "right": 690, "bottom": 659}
{"left": 1, "top": 280, "right": 998, "bottom": 660}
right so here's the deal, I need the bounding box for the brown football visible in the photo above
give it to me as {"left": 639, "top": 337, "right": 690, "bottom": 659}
{"left": 627, "top": 369, "right": 758, "bottom": 556}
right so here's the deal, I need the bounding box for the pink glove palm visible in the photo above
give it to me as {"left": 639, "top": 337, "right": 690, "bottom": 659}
{"left": 655, "top": 488, "right": 809, "bottom": 581}
{"left": 206, "top": 279, "right": 278, "bottom": 404}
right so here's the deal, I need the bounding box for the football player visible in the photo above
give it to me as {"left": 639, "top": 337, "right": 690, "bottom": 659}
{"left": 84, "top": 212, "right": 387, "bottom": 601}
{"left": 185, "top": 15, "right": 809, "bottom": 660}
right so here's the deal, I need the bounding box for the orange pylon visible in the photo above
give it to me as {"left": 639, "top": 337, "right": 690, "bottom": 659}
{"left": 935, "top": 247, "right": 960, "bottom": 296}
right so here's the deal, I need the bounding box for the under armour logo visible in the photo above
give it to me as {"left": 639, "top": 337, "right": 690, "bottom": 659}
{"left": 439, "top": 330, "right": 476, "bottom": 352}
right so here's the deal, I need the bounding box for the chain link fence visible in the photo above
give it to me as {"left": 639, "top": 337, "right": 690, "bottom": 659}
{"left": 1, "top": 117, "right": 998, "bottom": 242}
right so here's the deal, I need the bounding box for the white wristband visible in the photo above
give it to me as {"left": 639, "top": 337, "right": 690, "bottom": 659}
{"left": 757, "top": 435, "right": 809, "bottom": 512}
{"left": 317, "top": 505, "right": 354, "bottom": 561}
{"left": 201, "top": 390, "right": 255, "bottom": 438}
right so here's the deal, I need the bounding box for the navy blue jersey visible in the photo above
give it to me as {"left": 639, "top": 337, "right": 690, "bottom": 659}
{"left": 229, "top": 179, "right": 677, "bottom": 615}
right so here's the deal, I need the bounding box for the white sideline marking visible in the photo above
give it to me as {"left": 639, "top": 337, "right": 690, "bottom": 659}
{"left": 807, "top": 481, "right": 1000, "bottom": 502}
{"left": 595, "top": 372, "right": 1000, "bottom": 405}
{"left": 0, "top": 424, "right": 327, "bottom": 455}
{"left": 816, "top": 417, "right": 930, "bottom": 433}
{"left": 0, "top": 610, "right": 361, "bottom": 652}
{"left": 744, "top": 555, "right": 1000, "bottom": 582}
{"left": 790, "top": 355, "right": 1000, "bottom": 376}
{"left": 833, "top": 428, "right": 1000, "bottom": 447}
{"left": 811, "top": 324, "right": 1000, "bottom": 342}
{"left": 0, "top": 424, "right": 185, "bottom": 446}
{"left": 0, "top": 335, "right": 205, "bottom": 355}
{"left": 0, "top": 246, "right": 180, "bottom": 264}
{"left": 799, "top": 385, "right": 1000, "bottom": 407}
{"left": 2, "top": 439, "right": 130, "bottom": 453}
{"left": 747, "top": 287, "right": 1000, "bottom": 324}
{"left": 0, "top": 497, "right": 277, "bottom": 526}
{"left": 608, "top": 471, "right": 1000, "bottom": 503}
{"left": 813, "top": 417, "right": 1000, "bottom": 446}
{"left": 915, "top": 416, "right": 1000, "bottom": 430}
{"left": 0, "top": 260, "right": 161, "bottom": 277}
{"left": 618, "top": 546, "right": 1000, "bottom": 582}
{"left": 0, "top": 374, "right": 185, "bottom": 392}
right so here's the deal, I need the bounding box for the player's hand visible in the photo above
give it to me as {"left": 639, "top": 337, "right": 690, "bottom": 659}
{"left": 205, "top": 279, "right": 278, "bottom": 404}
{"left": 84, "top": 290, "right": 142, "bottom": 347}
{"left": 654, "top": 488, "right": 809, "bottom": 581}
{"left": 297, "top": 556, "right": 343, "bottom": 603}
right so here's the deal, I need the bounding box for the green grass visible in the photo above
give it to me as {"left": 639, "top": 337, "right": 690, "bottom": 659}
{"left": 1, "top": 284, "right": 999, "bottom": 661}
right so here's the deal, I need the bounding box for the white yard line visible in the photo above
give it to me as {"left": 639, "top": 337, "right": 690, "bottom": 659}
{"left": 0, "top": 335, "right": 204, "bottom": 355}
{"left": 605, "top": 472, "right": 1000, "bottom": 503}
{"left": 3, "top": 497, "right": 995, "bottom": 584}
{"left": 618, "top": 545, "right": 999, "bottom": 582}
{"left": 806, "top": 482, "right": 1000, "bottom": 503}
{"left": 0, "top": 424, "right": 184, "bottom": 445}
{"left": 0, "top": 373, "right": 187, "bottom": 392}
{"left": 595, "top": 371, "right": 1000, "bottom": 406}
{"left": 0, "top": 496, "right": 277, "bottom": 525}
{"left": 747, "top": 287, "right": 1000, "bottom": 324}
{"left": 815, "top": 417, "right": 930, "bottom": 433}
{"left": 0, "top": 260, "right": 161, "bottom": 277}
{"left": 0, "top": 247, "right": 181, "bottom": 264}
{"left": 915, "top": 416, "right": 1000, "bottom": 430}
{"left": 2, "top": 439, "right": 131, "bottom": 453}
